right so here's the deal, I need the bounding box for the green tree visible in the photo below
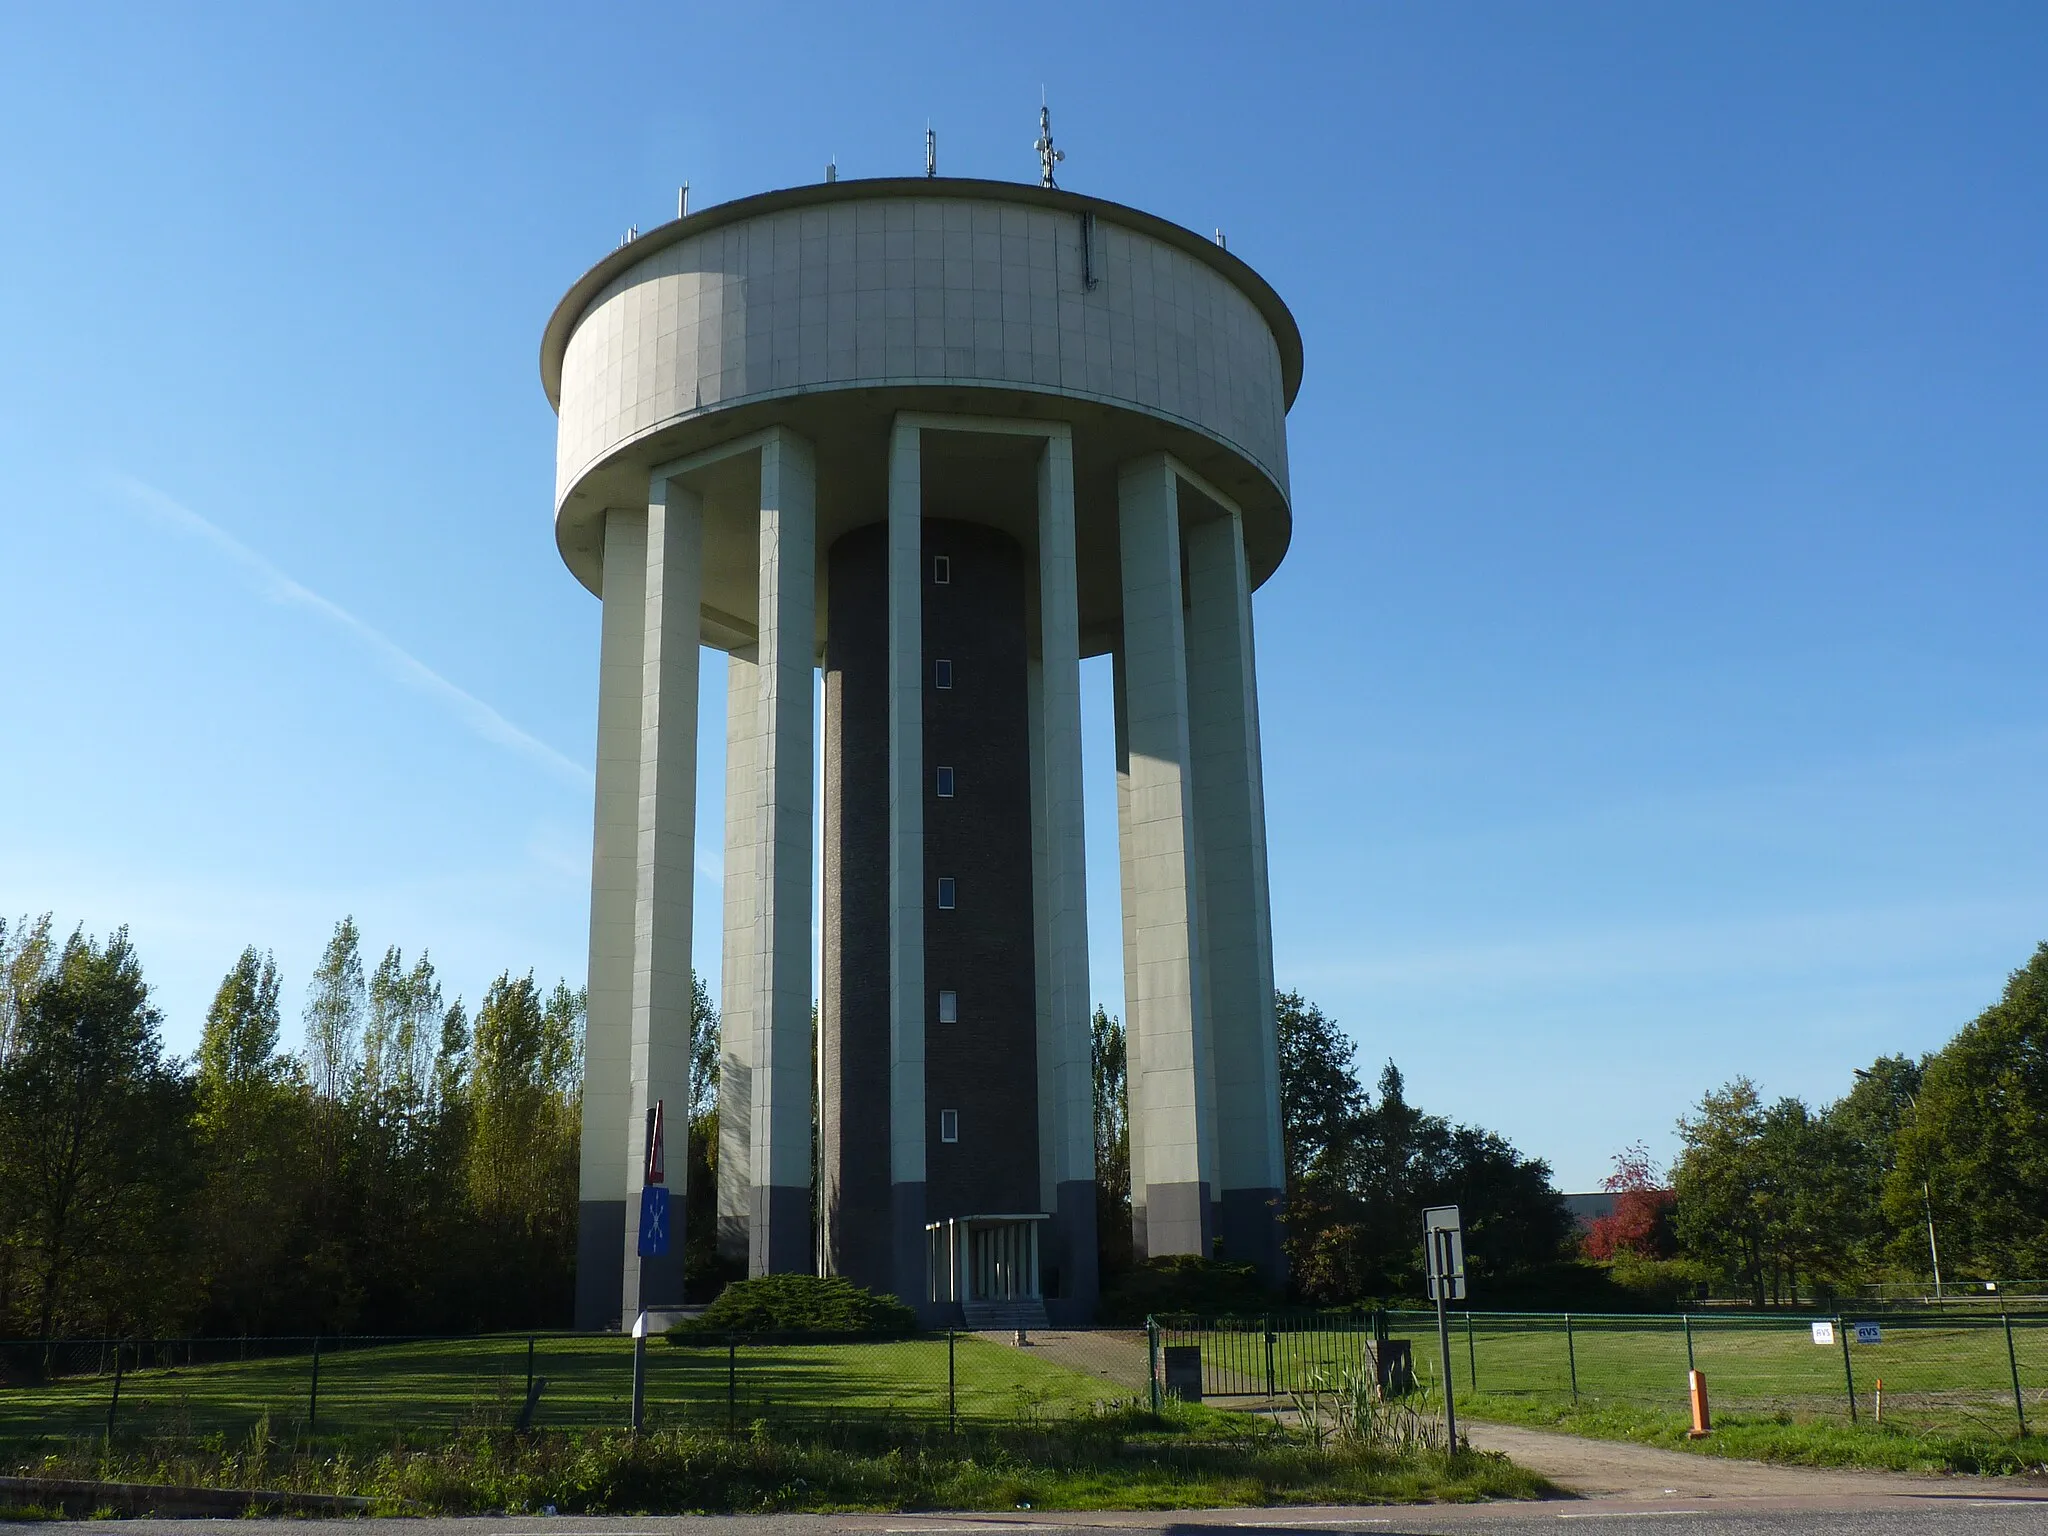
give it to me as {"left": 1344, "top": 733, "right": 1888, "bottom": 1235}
{"left": 1091, "top": 1006, "right": 1131, "bottom": 1277}
{"left": 1892, "top": 942, "right": 2048, "bottom": 1279}
{"left": 0, "top": 928, "right": 193, "bottom": 1337}
{"left": 1275, "top": 989, "right": 1364, "bottom": 1186}
{"left": 191, "top": 948, "right": 315, "bottom": 1332}
{"left": 1672, "top": 1078, "right": 1769, "bottom": 1303}
{"left": 0, "top": 913, "right": 56, "bottom": 1064}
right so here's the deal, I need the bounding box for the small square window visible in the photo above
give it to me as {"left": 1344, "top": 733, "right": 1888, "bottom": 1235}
{"left": 937, "top": 877, "right": 956, "bottom": 910}
{"left": 933, "top": 555, "right": 951, "bottom": 584}
{"left": 940, "top": 1109, "right": 959, "bottom": 1143}
{"left": 938, "top": 989, "right": 958, "bottom": 1023}
{"left": 935, "top": 765, "right": 955, "bottom": 798}
{"left": 934, "top": 659, "right": 953, "bottom": 689}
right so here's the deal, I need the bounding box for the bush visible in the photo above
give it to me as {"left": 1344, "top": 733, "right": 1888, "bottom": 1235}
{"left": 1097, "top": 1255, "right": 1275, "bottom": 1323}
{"left": 666, "top": 1274, "right": 917, "bottom": 1339}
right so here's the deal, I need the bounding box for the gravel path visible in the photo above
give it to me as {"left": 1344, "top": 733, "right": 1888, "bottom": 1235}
{"left": 1461, "top": 1418, "right": 2021, "bottom": 1500}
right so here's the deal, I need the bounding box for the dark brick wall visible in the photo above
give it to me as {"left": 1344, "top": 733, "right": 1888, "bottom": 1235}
{"left": 921, "top": 521, "right": 1040, "bottom": 1221}
{"left": 821, "top": 523, "right": 893, "bottom": 1292}
{"left": 821, "top": 518, "right": 1044, "bottom": 1297}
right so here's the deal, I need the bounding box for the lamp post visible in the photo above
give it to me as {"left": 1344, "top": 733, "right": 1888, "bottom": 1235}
{"left": 1854, "top": 1069, "right": 1942, "bottom": 1301}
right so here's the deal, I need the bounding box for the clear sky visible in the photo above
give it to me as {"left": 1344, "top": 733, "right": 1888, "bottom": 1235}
{"left": 3, "top": 3, "right": 2043, "bottom": 1190}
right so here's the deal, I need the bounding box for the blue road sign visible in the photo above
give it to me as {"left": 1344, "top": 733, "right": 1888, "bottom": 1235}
{"left": 637, "top": 1184, "right": 670, "bottom": 1258}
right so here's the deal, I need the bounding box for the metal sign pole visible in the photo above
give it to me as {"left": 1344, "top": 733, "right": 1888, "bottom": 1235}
{"left": 1434, "top": 1229, "right": 1458, "bottom": 1450}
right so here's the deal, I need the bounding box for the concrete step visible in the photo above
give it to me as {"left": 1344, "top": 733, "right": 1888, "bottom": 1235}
{"left": 962, "top": 1299, "right": 1050, "bottom": 1331}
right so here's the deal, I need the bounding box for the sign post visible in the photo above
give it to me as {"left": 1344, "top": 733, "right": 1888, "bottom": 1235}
{"left": 631, "top": 1099, "right": 668, "bottom": 1432}
{"left": 1423, "top": 1204, "right": 1466, "bottom": 1450}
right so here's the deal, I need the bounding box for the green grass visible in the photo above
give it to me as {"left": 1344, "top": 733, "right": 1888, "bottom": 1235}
{"left": 2, "top": 1410, "right": 1550, "bottom": 1514}
{"left": 0, "top": 1333, "right": 1131, "bottom": 1445}
{"left": 1370, "top": 1311, "right": 2047, "bottom": 1440}
{"left": 1456, "top": 1391, "right": 2048, "bottom": 1477}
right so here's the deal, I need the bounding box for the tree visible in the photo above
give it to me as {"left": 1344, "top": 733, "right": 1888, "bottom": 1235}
{"left": 1275, "top": 989, "right": 1364, "bottom": 1186}
{"left": 1091, "top": 1006, "right": 1131, "bottom": 1276}
{"left": 303, "top": 917, "right": 365, "bottom": 1101}
{"left": 1672, "top": 1078, "right": 1769, "bottom": 1303}
{"left": 1892, "top": 942, "right": 2048, "bottom": 1280}
{"left": 1274, "top": 998, "right": 1573, "bottom": 1303}
{"left": 0, "top": 928, "right": 193, "bottom": 1337}
{"left": 0, "top": 914, "right": 56, "bottom": 1064}
{"left": 191, "top": 948, "right": 314, "bottom": 1332}
{"left": 1583, "top": 1143, "right": 1675, "bottom": 1261}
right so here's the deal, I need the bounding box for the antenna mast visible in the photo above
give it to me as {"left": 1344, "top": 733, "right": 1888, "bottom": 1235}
{"left": 1034, "top": 100, "right": 1064, "bottom": 188}
{"left": 925, "top": 126, "right": 937, "bottom": 178}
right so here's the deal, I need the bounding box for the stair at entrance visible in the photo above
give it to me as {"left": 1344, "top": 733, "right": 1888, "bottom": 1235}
{"left": 962, "top": 1299, "right": 1050, "bottom": 1331}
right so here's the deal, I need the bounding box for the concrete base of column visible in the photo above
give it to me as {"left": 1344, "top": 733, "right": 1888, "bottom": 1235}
{"left": 575, "top": 1200, "right": 626, "bottom": 1331}
{"left": 717, "top": 1210, "right": 748, "bottom": 1265}
{"left": 890, "top": 1179, "right": 928, "bottom": 1317}
{"left": 1220, "top": 1186, "right": 1287, "bottom": 1286}
{"left": 1143, "top": 1180, "right": 1214, "bottom": 1258}
{"left": 748, "top": 1184, "right": 813, "bottom": 1275}
{"left": 1046, "top": 1178, "right": 1100, "bottom": 1325}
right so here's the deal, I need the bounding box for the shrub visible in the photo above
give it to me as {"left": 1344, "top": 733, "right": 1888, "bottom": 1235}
{"left": 1097, "top": 1255, "right": 1274, "bottom": 1323}
{"left": 666, "top": 1274, "right": 917, "bottom": 1339}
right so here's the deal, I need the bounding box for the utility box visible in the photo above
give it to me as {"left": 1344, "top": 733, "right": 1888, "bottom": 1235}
{"left": 1377, "top": 1338, "right": 1416, "bottom": 1396}
{"left": 1161, "top": 1345, "right": 1203, "bottom": 1402}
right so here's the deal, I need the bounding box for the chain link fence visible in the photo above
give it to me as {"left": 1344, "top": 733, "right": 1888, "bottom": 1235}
{"left": 0, "top": 1328, "right": 1154, "bottom": 1442}
{"left": 1148, "top": 1308, "right": 2046, "bottom": 1437}
{"left": 8, "top": 1310, "right": 2042, "bottom": 1444}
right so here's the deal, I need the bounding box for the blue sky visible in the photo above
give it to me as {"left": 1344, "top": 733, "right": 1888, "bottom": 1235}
{"left": 3, "top": 3, "right": 2043, "bottom": 1190}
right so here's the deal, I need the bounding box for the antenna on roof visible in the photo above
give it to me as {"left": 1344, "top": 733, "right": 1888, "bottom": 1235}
{"left": 1214, "top": 229, "right": 1227, "bottom": 249}
{"left": 1034, "top": 96, "right": 1064, "bottom": 189}
{"left": 826, "top": 158, "right": 838, "bottom": 183}
{"left": 925, "top": 125, "right": 937, "bottom": 178}
{"left": 677, "top": 184, "right": 689, "bottom": 218}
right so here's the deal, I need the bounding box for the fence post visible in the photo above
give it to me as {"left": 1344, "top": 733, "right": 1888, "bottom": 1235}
{"left": 948, "top": 1329, "right": 958, "bottom": 1432}
{"left": 105, "top": 1340, "right": 125, "bottom": 1437}
{"left": 2004, "top": 1314, "right": 2027, "bottom": 1437}
{"left": 526, "top": 1336, "right": 535, "bottom": 1401}
{"left": 1466, "top": 1311, "right": 1477, "bottom": 1391}
{"left": 1265, "top": 1314, "right": 1276, "bottom": 1399}
{"left": 1838, "top": 1317, "right": 1857, "bottom": 1423}
{"left": 308, "top": 1333, "right": 322, "bottom": 1431}
{"left": 1565, "top": 1313, "right": 1578, "bottom": 1403}
{"left": 1147, "top": 1318, "right": 1161, "bottom": 1416}
{"left": 1683, "top": 1312, "right": 1695, "bottom": 1375}
{"left": 726, "top": 1335, "right": 737, "bottom": 1436}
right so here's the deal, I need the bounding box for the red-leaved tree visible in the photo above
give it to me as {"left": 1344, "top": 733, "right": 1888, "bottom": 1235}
{"left": 1583, "top": 1142, "right": 1676, "bottom": 1261}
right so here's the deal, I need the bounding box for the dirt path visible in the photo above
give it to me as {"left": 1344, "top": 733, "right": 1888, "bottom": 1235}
{"left": 1461, "top": 1418, "right": 2002, "bottom": 1499}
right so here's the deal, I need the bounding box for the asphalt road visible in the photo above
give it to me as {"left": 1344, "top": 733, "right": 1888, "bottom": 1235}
{"left": 34, "top": 1498, "right": 2048, "bottom": 1535}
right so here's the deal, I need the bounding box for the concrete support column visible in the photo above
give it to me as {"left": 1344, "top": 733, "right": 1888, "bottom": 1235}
{"left": 748, "top": 429, "right": 817, "bottom": 1274}
{"left": 1185, "top": 507, "right": 1287, "bottom": 1283}
{"left": 1111, "top": 648, "right": 1147, "bottom": 1258}
{"left": 1114, "top": 454, "right": 1216, "bottom": 1260}
{"left": 621, "top": 473, "right": 703, "bottom": 1319}
{"left": 716, "top": 650, "right": 759, "bottom": 1267}
{"left": 1032, "top": 426, "right": 1098, "bottom": 1318}
{"left": 886, "top": 417, "right": 928, "bottom": 1304}
{"left": 575, "top": 507, "right": 646, "bottom": 1331}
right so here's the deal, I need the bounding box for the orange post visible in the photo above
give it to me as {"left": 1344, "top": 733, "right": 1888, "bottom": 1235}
{"left": 1687, "top": 1369, "right": 1711, "bottom": 1438}
{"left": 1874, "top": 1377, "right": 1883, "bottom": 1425}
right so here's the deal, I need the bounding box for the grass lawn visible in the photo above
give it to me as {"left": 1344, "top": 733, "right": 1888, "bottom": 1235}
{"left": 0, "top": 1333, "right": 1139, "bottom": 1445}
{"left": 0, "top": 1336, "right": 1553, "bottom": 1513}
{"left": 1371, "top": 1310, "right": 2046, "bottom": 1440}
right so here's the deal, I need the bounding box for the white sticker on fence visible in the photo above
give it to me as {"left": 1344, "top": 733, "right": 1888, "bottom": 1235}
{"left": 1854, "top": 1322, "right": 1882, "bottom": 1345}
{"left": 1811, "top": 1321, "right": 1835, "bottom": 1345}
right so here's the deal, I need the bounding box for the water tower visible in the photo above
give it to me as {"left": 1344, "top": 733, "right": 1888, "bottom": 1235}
{"left": 543, "top": 143, "right": 1302, "bottom": 1330}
